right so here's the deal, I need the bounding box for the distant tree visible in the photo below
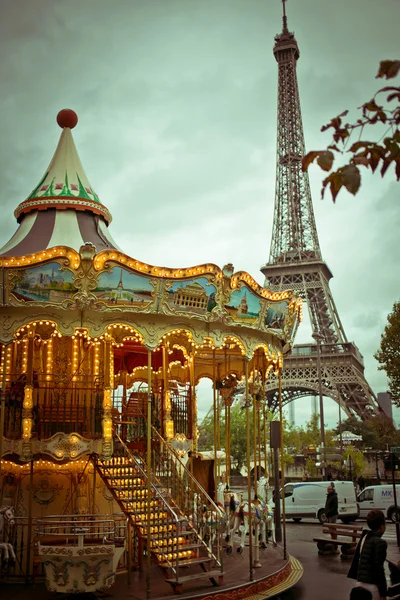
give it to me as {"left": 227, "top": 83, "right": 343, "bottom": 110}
{"left": 284, "top": 412, "right": 335, "bottom": 453}
{"left": 338, "top": 414, "right": 400, "bottom": 451}
{"left": 197, "top": 401, "right": 254, "bottom": 473}
{"left": 197, "top": 411, "right": 215, "bottom": 451}
{"left": 302, "top": 60, "right": 400, "bottom": 201}
{"left": 375, "top": 300, "right": 400, "bottom": 405}
{"left": 343, "top": 446, "right": 365, "bottom": 479}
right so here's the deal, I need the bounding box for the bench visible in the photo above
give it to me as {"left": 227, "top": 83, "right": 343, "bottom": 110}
{"left": 386, "top": 555, "right": 400, "bottom": 598}
{"left": 313, "top": 523, "right": 364, "bottom": 559}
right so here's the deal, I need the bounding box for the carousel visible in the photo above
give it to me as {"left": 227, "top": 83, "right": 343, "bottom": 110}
{"left": 0, "top": 109, "right": 303, "bottom": 598}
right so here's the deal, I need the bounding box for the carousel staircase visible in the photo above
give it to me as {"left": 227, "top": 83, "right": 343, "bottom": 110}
{"left": 94, "top": 434, "right": 223, "bottom": 593}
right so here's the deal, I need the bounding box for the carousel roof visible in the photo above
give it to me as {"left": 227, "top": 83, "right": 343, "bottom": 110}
{"left": 0, "top": 109, "right": 120, "bottom": 257}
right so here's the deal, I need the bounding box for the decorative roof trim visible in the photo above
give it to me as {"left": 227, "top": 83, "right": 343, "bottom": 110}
{"left": 15, "top": 198, "right": 112, "bottom": 225}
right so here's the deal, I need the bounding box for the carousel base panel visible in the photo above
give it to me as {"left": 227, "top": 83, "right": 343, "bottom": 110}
{"left": 0, "top": 546, "right": 303, "bottom": 600}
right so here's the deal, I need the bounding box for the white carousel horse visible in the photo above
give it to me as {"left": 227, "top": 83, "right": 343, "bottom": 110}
{"left": 224, "top": 495, "right": 276, "bottom": 554}
{"left": 257, "top": 476, "right": 269, "bottom": 503}
{"left": 0, "top": 505, "right": 16, "bottom": 563}
{"left": 224, "top": 499, "right": 265, "bottom": 554}
{"left": 216, "top": 482, "right": 226, "bottom": 507}
{"left": 256, "top": 499, "right": 277, "bottom": 547}
{"left": 223, "top": 490, "right": 243, "bottom": 554}
{"left": 201, "top": 504, "right": 225, "bottom": 552}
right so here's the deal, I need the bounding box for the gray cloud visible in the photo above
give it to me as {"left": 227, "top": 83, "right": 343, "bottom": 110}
{"left": 1, "top": 0, "right": 399, "bottom": 424}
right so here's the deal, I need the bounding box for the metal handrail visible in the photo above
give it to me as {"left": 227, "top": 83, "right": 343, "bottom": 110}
{"left": 113, "top": 431, "right": 181, "bottom": 525}
{"left": 151, "top": 425, "right": 219, "bottom": 511}
{"left": 150, "top": 425, "right": 223, "bottom": 568}
{"left": 110, "top": 431, "right": 182, "bottom": 579}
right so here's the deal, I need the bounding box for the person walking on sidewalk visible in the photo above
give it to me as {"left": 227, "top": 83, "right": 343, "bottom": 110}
{"left": 325, "top": 482, "right": 339, "bottom": 539}
{"left": 348, "top": 509, "right": 387, "bottom": 600}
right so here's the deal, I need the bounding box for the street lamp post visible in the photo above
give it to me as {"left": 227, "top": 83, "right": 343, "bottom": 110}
{"left": 312, "top": 331, "right": 326, "bottom": 480}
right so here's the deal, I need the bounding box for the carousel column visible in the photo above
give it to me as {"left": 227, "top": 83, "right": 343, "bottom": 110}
{"left": 0, "top": 344, "right": 10, "bottom": 475}
{"left": 22, "top": 332, "right": 35, "bottom": 460}
{"left": 251, "top": 378, "right": 261, "bottom": 569}
{"left": 221, "top": 391, "right": 233, "bottom": 488}
{"left": 244, "top": 360, "right": 254, "bottom": 579}
{"left": 162, "top": 345, "right": 173, "bottom": 440}
{"left": 25, "top": 459, "right": 34, "bottom": 583}
{"left": 146, "top": 349, "right": 152, "bottom": 600}
{"left": 102, "top": 339, "right": 113, "bottom": 459}
{"left": 189, "top": 352, "right": 197, "bottom": 455}
{"left": 212, "top": 350, "right": 218, "bottom": 501}
{"left": 278, "top": 366, "right": 287, "bottom": 560}
{"left": 121, "top": 369, "right": 128, "bottom": 441}
{"left": 263, "top": 407, "right": 268, "bottom": 480}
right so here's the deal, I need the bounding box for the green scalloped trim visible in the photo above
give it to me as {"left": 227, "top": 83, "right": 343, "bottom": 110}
{"left": 27, "top": 171, "right": 48, "bottom": 200}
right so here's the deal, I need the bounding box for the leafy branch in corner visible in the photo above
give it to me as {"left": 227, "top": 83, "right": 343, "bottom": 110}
{"left": 302, "top": 60, "right": 400, "bottom": 202}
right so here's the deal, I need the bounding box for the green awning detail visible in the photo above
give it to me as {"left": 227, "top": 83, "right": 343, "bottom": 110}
{"left": 76, "top": 174, "right": 93, "bottom": 200}
{"left": 60, "top": 171, "right": 72, "bottom": 197}
{"left": 42, "top": 178, "right": 56, "bottom": 197}
{"left": 27, "top": 171, "right": 48, "bottom": 200}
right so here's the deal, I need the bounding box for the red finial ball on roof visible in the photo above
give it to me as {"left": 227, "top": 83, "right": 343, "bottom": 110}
{"left": 57, "top": 109, "right": 78, "bottom": 129}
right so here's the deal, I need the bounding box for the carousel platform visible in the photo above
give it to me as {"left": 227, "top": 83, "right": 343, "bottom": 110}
{"left": 1, "top": 545, "right": 303, "bottom": 600}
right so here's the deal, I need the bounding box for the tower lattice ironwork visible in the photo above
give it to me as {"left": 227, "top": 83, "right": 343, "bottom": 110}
{"left": 262, "top": 1, "right": 379, "bottom": 418}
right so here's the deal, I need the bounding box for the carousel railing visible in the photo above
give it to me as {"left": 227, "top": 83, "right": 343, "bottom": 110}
{"left": 2, "top": 374, "right": 103, "bottom": 439}
{"left": 36, "top": 513, "right": 127, "bottom": 546}
{"left": 4, "top": 514, "right": 129, "bottom": 581}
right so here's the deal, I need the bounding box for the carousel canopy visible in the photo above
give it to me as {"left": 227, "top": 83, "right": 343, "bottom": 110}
{"left": 0, "top": 109, "right": 120, "bottom": 257}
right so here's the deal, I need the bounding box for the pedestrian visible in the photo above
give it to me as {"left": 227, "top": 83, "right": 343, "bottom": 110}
{"left": 325, "top": 482, "right": 338, "bottom": 539}
{"left": 348, "top": 509, "right": 387, "bottom": 600}
{"left": 358, "top": 475, "right": 365, "bottom": 492}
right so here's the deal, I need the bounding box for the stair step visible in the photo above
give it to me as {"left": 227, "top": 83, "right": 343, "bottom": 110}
{"left": 159, "top": 557, "right": 212, "bottom": 569}
{"left": 151, "top": 536, "right": 199, "bottom": 545}
{"left": 165, "top": 570, "right": 224, "bottom": 586}
{"left": 152, "top": 542, "right": 203, "bottom": 552}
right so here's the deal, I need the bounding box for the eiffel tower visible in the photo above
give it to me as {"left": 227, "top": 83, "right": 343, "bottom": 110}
{"left": 261, "top": 1, "right": 379, "bottom": 419}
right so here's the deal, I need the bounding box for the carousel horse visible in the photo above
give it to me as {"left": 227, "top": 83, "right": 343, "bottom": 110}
{"left": 223, "top": 489, "right": 243, "bottom": 554}
{"left": 224, "top": 498, "right": 266, "bottom": 554}
{"left": 254, "top": 497, "right": 277, "bottom": 547}
{"left": 201, "top": 504, "right": 225, "bottom": 552}
{"left": 257, "top": 476, "right": 269, "bottom": 503}
{"left": 216, "top": 482, "right": 226, "bottom": 507}
{"left": 0, "top": 506, "right": 16, "bottom": 564}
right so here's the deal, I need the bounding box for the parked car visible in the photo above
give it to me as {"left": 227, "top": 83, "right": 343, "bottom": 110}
{"left": 357, "top": 485, "right": 400, "bottom": 522}
{"left": 269, "top": 480, "right": 359, "bottom": 524}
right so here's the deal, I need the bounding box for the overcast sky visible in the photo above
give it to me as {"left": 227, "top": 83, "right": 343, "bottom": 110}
{"left": 1, "top": 0, "right": 399, "bottom": 428}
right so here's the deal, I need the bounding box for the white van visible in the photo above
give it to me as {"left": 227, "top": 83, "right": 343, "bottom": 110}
{"left": 357, "top": 485, "right": 400, "bottom": 522}
{"left": 271, "top": 481, "right": 359, "bottom": 524}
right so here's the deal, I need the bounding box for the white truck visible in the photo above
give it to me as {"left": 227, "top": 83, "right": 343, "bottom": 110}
{"left": 270, "top": 480, "right": 359, "bottom": 523}
{"left": 357, "top": 485, "right": 400, "bottom": 522}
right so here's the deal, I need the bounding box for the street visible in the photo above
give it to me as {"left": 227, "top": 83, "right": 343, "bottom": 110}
{"left": 281, "top": 519, "right": 400, "bottom": 599}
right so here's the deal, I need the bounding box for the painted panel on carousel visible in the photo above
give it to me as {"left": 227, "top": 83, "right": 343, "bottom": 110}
{"left": 10, "top": 262, "right": 75, "bottom": 303}
{"left": 225, "top": 287, "right": 261, "bottom": 325}
{"left": 94, "top": 267, "right": 154, "bottom": 307}
{"left": 265, "top": 301, "right": 288, "bottom": 332}
{"left": 165, "top": 277, "right": 217, "bottom": 315}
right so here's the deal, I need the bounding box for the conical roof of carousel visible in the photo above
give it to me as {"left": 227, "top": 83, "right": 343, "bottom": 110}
{"left": 0, "top": 109, "right": 120, "bottom": 257}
